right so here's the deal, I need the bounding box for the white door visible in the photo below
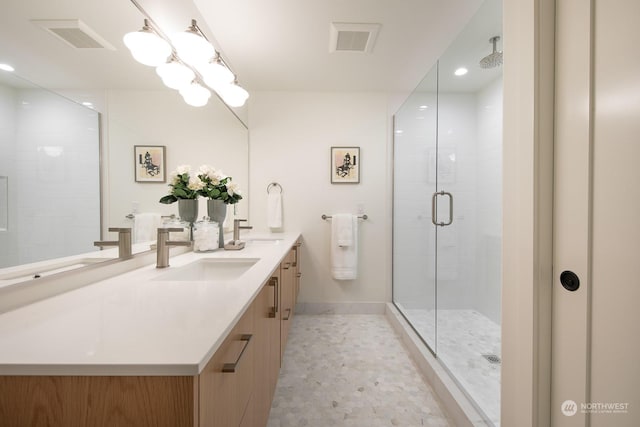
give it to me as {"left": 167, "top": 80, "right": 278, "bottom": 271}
{"left": 552, "top": 1, "right": 640, "bottom": 426}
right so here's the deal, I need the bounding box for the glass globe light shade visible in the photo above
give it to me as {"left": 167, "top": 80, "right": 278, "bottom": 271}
{"left": 171, "top": 31, "right": 215, "bottom": 67}
{"left": 198, "top": 60, "right": 235, "bottom": 90}
{"left": 179, "top": 82, "right": 211, "bottom": 107}
{"left": 123, "top": 30, "right": 171, "bottom": 67}
{"left": 219, "top": 82, "right": 249, "bottom": 108}
{"left": 156, "top": 61, "right": 195, "bottom": 90}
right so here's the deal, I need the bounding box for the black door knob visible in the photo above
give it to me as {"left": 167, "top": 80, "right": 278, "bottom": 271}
{"left": 560, "top": 270, "right": 580, "bottom": 292}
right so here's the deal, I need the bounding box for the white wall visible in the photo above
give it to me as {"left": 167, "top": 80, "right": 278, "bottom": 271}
{"left": 104, "top": 90, "right": 248, "bottom": 231}
{"left": 248, "top": 92, "right": 391, "bottom": 305}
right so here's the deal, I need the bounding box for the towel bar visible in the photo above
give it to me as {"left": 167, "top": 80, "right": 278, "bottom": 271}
{"left": 126, "top": 213, "right": 176, "bottom": 220}
{"left": 321, "top": 214, "right": 368, "bottom": 220}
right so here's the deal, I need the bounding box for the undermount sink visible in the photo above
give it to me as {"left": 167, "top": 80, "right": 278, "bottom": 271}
{"left": 154, "top": 258, "right": 260, "bottom": 282}
{"left": 245, "top": 238, "right": 283, "bottom": 245}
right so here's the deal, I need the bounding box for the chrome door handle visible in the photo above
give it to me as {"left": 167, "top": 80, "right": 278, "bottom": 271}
{"left": 431, "top": 191, "right": 453, "bottom": 227}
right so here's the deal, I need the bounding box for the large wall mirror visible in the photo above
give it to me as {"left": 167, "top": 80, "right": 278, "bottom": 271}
{"left": 0, "top": 0, "right": 249, "bottom": 271}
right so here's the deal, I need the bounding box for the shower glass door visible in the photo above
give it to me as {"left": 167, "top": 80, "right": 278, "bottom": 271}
{"left": 392, "top": 64, "right": 438, "bottom": 351}
{"left": 393, "top": 1, "right": 502, "bottom": 425}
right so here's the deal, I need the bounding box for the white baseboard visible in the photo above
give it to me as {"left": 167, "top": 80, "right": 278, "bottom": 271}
{"left": 294, "top": 302, "right": 386, "bottom": 315}
{"left": 384, "top": 303, "right": 491, "bottom": 427}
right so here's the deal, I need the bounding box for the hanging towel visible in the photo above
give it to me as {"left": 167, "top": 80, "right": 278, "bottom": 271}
{"left": 267, "top": 192, "right": 283, "bottom": 229}
{"left": 331, "top": 214, "right": 358, "bottom": 280}
{"left": 134, "top": 212, "right": 161, "bottom": 243}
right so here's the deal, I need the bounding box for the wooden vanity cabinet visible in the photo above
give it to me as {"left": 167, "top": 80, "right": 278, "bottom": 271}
{"left": 0, "top": 242, "right": 303, "bottom": 427}
{"left": 199, "top": 302, "right": 255, "bottom": 427}
{"left": 292, "top": 241, "right": 302, "bottom": 305}
{"left": 252, "top": 270, "right": 281, "bottom": 427}
{"left": 279, "top": 255, "right": 294, "bottom": 362}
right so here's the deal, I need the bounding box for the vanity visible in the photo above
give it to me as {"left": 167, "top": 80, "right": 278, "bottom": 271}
{"left": 0, "top": 232, "right": 302, "bottom": 427}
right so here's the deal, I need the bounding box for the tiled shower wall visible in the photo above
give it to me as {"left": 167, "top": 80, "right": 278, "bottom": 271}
{"left": 0, "top": 84, "right": 100, "bottom": 268}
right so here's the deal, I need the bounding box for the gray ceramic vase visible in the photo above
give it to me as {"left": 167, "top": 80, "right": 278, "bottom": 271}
{"left": 207, "top": 199, "right": 227, "bottom": 248}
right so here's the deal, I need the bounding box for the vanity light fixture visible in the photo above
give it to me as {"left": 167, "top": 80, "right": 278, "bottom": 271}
{"left": 123, "top": 19, "right": 171, "bottom": 67}
{"left": 179, "top": 81, "right": 211, "bottom": 107}
{"left": 156, "top": 57, "right": 195, "bottom": 90}
{"left": 171, "top": 20, "right": 216, "bottom": 68}
{"left": 198, "top": 53, "right": 235, "bottom": 90}
{"left": 124, "top": 0, "right": 248, "bottom": 108}
{"left": 219, "top": 79, "right": 250, "bottom": 108}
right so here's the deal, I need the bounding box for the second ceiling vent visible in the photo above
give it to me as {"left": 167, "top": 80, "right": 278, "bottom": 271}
{"left": 329, "top": 22, "right": 381, "bottom": 53}
{"left": 31, "top": 19, "right": 115, "bottom": 50}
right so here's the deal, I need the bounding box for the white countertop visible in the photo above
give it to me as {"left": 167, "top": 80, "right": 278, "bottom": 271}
{"left": 0, "top": 232, "right": 300, "bottom": 376}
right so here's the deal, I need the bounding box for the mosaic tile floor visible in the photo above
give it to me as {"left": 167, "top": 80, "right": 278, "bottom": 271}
{"left": 267, "top": 314, "right": 451, "bottom": 427}
{"left": 398, "top": 307, "right": 501, "bottom": 426}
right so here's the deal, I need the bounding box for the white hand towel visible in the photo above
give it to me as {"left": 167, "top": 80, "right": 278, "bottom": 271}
{"left": 331, "top": 214, "right": 358, "bottom": 280}
{"left": 267, "top": 192, "right": 283, "bottom": 229}
{"left": 334, "top": 213, "right": 353, "bottom": 247}
{"left": 134, "top": 212, "right": 161, "bottom": 243}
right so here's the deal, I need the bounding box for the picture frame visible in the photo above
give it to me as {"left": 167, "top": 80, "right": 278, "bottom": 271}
{"left": 331, "top": 146, "right": 360, "bottom": 184}
{"left": 134, "top": 145, "right": 166, "bottom": 183}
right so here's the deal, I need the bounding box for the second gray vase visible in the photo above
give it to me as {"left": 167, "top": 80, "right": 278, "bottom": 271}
{"left": 207, "top": 199, "right": 227, "bottom": 248}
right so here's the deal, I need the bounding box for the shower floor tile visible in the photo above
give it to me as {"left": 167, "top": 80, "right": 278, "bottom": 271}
{"left": 398, "top": 307, "right": 501, "bottom": 426}
{"left": 267, "top": 314, "right": 451, "bottom": 427}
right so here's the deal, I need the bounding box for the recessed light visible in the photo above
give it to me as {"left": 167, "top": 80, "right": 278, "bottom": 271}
{"left": 0, "top": 63, "right": 15, "bottom": 72}
{"left": 395, "top": 129, "right": 404, "bottom": 134}
{"left": 82, "top": 102, "right": 93, "bottom": 107}
{"left": 454, "top": 67, "right": 468, "bottom": 76}
{"left": 418, "top": 105, "right": 428, "bottom": 110}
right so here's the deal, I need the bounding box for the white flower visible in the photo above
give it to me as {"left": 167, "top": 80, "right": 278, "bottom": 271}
{"left": 168, "top": 171, "right": 179, "bottom": 185}
{"left": 188, "top": 176, "right": 204, "bottom": 191}
{"left": 198, "top": 164, "right": 216, "bottom": 178}
{"left": 227, "top": 182, "right": 240, "bottom": 196}
{"left": 175, "top": 164, "right": 191, "bottom": 175}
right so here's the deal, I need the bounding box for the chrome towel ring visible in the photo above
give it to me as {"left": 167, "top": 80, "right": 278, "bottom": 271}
{"left": 267, "top": 182, "right": 283, "bottom": 194}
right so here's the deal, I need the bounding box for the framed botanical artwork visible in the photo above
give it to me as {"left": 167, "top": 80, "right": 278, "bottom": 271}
{"left": 134, "top": 145, "right": 166, "bottom": 183}
{"left": 331, "top": 146, "right": 360, "bottom": 184}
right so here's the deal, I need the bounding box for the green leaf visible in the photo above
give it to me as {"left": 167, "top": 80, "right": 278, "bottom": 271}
{"left": 159, "top": 195, "right": 178, "bottom": 204}
{"left": 174, "top": 188, "right": 188, "bottom": 198}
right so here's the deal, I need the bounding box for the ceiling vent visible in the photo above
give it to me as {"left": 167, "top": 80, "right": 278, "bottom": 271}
{"left": 329, "top": 22, "right": 381, "bottom": 53}
{"left": 31, "top": 19, "right": 115, "bottom": 50}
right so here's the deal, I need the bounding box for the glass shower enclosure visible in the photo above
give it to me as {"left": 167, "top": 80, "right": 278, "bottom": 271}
{"left": 392, "top": 0, "right": 502, "bottom": 424}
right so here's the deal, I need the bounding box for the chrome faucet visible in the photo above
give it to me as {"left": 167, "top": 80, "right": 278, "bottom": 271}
{"left": 156, "top": 228, "right": 191, "bottom": 268}
{"left": 94, "top": 227, "right": 133, "bottom": 259}
{"left": 224, "top": 219, "right": 253, "bottom": 250}
{"left": 233, "top": 219, "right": 253, "bottom": 241}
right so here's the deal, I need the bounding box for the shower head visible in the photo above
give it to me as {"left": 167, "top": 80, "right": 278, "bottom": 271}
{"left": 479, "top": 36, "right": 503, "bottom": 69}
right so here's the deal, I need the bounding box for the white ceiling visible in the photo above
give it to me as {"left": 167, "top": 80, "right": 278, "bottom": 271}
{"left": 0, "top": 0, "right": 486, "bottom": 94}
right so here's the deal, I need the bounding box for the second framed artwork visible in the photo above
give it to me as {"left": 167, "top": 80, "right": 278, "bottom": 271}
{"left": 331, "top": 146, "right": 360, "bottom": 184}
{"left": 134, "top": 145, "right": 166, "bottom": 183}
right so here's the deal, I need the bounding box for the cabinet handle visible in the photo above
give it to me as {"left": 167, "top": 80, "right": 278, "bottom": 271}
{"left": 269, "top": 276, "right": 278, "bottom": 318}
{"left": 283, "top": 262, "right": 291, "bottom": 270}
{"left": 296, "top": 272, "right": 302, "bottom": 278}
{"left": 292, "top": 246, "right": 298, "bottom": 267}
{"left": 222, "top": 334, "right": 253, "bottom": 373}
{"left": 283, "top": 308, "right": 292, "bottom": 321}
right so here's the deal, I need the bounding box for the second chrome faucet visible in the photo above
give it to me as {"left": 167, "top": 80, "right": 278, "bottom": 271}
{"left": 156, "top": 228, "right": 191, "bottom": 268}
